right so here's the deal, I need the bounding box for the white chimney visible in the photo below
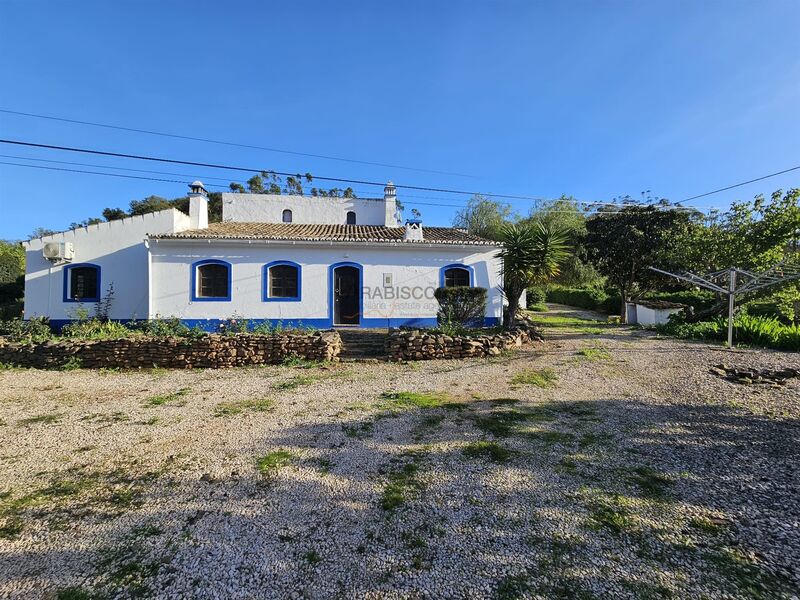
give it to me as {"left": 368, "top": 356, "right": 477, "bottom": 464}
{"left": 404, "top": 217, "right": 423, "bottom": 241}
{"left": 188, "top": 181, "right": 209, "bottom": 229}
{"left": 384, "top": 180, "right": 399, "bottom": 227}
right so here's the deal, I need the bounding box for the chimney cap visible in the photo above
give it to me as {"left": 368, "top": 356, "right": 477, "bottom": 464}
{"left": 189, "top": 181, "right": 207, "bottom": 195}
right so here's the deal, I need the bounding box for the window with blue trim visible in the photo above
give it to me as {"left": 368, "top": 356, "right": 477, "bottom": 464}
{"left": 444, "top": 266, "right": 471, "bottom": 287}
{"left": 65, "top": 264, "right": 100, "bottom": 301}
{"left": 268, "top": 264, "right": 299, "bottom": 299}
{"left": 196, "top": 263, "right": 230, "bottom": 299}
{"left": 346, "top": 211, "right": 356, "bottom": 225}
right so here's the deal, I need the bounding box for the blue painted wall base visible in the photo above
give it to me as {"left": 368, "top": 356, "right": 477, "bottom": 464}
{"left": 46, "top": 317, "right": 501, "bottom": 332}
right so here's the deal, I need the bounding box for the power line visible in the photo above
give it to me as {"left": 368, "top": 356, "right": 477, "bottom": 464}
{"left": 0, "top": 108, "right": 475, "bottom": 178}
{"left": 0, "top": 138, "right": 699, "bottom": 212}
{"left": 681, "top": 164, "right": 800, "bottom": 202}
{"left": 0, "top": 160, "right": 620, "bottom": 215}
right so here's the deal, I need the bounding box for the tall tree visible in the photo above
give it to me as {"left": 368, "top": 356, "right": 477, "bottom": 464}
{"left": 524, "top": 196, "right": 600, "bottom": 286}
{"left": 453, "top": 195, "right": 514, "bottom": 241}
{"left": 498, "top": 222, "right": 569, "bottom": 329}
{"left": 585, "top": 205, "right": 693, "bottom": 321}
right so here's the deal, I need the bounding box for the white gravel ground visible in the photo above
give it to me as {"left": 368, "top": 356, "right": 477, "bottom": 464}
{"left": 1, "top": 306, "right": 799, "bottom": 599}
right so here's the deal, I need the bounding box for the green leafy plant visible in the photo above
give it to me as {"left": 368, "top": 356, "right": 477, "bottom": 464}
{"left": 433, "top": 286, "right": 487, "bottom": 329}
{"left": 0, "top": 317, "right": 52, "bottom": 343}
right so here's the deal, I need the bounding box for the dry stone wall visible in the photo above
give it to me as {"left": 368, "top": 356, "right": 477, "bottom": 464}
{"left": 0, "top": 331, "right": 342, "bottom": 369}
{"left": 386, "top": 326, "right": 541, "bottom": 361}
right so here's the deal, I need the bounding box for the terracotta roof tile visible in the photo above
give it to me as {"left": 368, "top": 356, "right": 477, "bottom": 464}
{"left": 151, "top": 222, "right": 499, "bottom": 246}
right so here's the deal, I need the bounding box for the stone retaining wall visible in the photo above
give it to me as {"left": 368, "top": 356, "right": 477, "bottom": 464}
{"left": 386, "top": 326, "right": 541, "bottom": 361}
{"left": 0, "top": 331, "right": 342, "bottom": 369}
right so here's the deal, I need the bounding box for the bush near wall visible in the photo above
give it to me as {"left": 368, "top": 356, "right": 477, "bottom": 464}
{"left": 545, "top": 286, "right": 717, "bottom": 315}
{"left": 0, "top": 331, "right": 342, "bottom": 369}
{"left": 655, "top": 313, "right": 800, "bottom": 352}
{"left": 434, "top": 286, "right": 488, "bottom": 331}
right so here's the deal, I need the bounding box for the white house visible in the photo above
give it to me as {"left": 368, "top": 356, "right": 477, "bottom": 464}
{"left": 23, "top": 182, "right": 503, "bottom": 329}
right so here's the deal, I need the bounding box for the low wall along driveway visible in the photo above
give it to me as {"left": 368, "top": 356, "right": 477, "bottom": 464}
{"left": 0, "top": 331, "right": 342, "bottom": 369}
{"left": 386, "top": 326, "right": 541, "bottom": 361}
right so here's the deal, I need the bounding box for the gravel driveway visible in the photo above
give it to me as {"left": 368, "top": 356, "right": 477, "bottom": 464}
{"left": 1, "top": 307, "right": 799, "bottom": 599}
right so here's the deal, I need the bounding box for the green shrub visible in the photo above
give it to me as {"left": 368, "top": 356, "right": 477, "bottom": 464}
{"left": 0, "top": 317, "right": 52, "bottom": 343}
{"left": 656, "top": 313, "right": 800, "bottom": 351}
{"left": 546, "top": 287, "right": 610, "bottom": 311}
{"left": 526, "top": 286, "right": 546, "bottom": 305}
{"left": 126, "top": 318, "right": 205, "bottom": 339}
{"left": 434, "top": 286, "right": 487, "bottom": 328}
{"left": 61, "top": 319, "right": 135, "bottom": 340}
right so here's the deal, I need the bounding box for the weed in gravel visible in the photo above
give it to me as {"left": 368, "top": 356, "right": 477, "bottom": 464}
{"left": 272, "top": 375, "right": 317, "bottom": 391}
{"left": 144, "top": 387, "right": 189, "bottom": 407}
{"left": 462, "top": 441, "right": 513, "bottom": 463}
{"left": 0, "top": 417, "right": 6, "bottom": 426}
{"left": 510, "top": 368, "right": 558, "bottom": 388}
{"left": 315, "top": 458, "right": 333, "bottom": 474}
{"left": 140, "top": 416, "right": 160, "bottom": 426}
{"left": 689, "top": 515, "right": 728, "bottom": 534}
{"left": 627, "top": 466, "right": 671, "bottom": 500}
{"left": 256, "top": 451, "right": 295, "bottom": 478}
{"left": 495, "top": 573, "right": 531, "bottom": 599}
{"left": 343, "top": 421, "right": 374, "bottom": 439}
{"left": 380, "top": 451, "right": 427, "bottom": 511}
{"left": 304, "top": 549, "right": 322, "bottom": 564}
{"left": 576, "top": 346, "right": 611, "bottom": 361}
{"left": 472, "top": 406, "right": 551, "bottom": 438}
{"left": 55, "top": 587, "right": 94, "bottom": 600}
{"left": 557, "top": 457, "right": 579, "bottom": 475}
{"left": 81, "top": 411, "right": 129, "bottom": 423}
{"left": 587, "top": 493, "right": 636, "bottom": 533}
{"left": 412, "top": 414, "right": 445, "bottom": 440}
{"left": 59, "top": 357, "right": 83, "bottom": 371}
{"left": 619, "top": 580, "right": 674, "bottom": 599}
{"left": 214, "top": 398, "right": 274, "bottom": 417}
{"left": 706, "top": 545, "right": 790, "bottom": 599}
{"left": 282, "top": 356, "right": 322, "bottom": 369}
{"left": 17, "top": 412, "right": 63, "bottom": 426}
{"left": 379, "top": 391, "right": 449, "bottom": 410}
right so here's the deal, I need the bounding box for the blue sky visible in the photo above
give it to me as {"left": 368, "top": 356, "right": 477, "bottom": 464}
{"left": 1, "top": 0, "right": 798, "bottom": 240}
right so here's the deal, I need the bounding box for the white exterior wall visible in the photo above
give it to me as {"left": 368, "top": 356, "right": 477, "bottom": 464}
{"left": 148, "top": 240, "right": 502, "bottom": 327}
{"left": 23, "top": 210, "right": 190, "bottom": 322}
{"left": 222, "top": 193, "right": 398, "bottom": 227}
{"left": 633, "top": 304, "right": 682, "bottom": 326}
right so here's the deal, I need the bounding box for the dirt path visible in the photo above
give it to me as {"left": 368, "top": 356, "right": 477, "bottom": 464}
{"left": 1, "top": 312, "right": 798, "bottom": 598}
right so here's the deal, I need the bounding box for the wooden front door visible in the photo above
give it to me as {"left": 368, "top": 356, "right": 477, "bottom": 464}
{"left": 333, "top": 266, "right": 360, "bottom": 325}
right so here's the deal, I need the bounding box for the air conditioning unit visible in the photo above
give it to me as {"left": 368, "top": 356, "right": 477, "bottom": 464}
{"left": 42, "top": 242, "right": 74, "bottom": 262}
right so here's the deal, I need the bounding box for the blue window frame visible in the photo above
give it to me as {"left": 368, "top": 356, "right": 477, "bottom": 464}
{"left": 263, "top": 261, "right": 302, "bottom": 302}
{"left": 439, "top": 263, "right": 474, "bottom": 288}
{"left": 63, "top": 263, "right": 101, "bottom": 302}
{"left": 191, "top": 259, "right": 232, "bottom": 302}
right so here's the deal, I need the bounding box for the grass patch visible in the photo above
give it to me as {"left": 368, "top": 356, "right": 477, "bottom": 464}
{"left": 56, "top": 587, "right": 94, "bottom": 600}
{"left": 213, "top": 398, "right": 274, "bottom": 417}
{"left": 627, "top": 465, "right": 671, "bottom": 499}
{"left": 282, "top": 356, "right": 322, "bottom": 369}
{"left": 256, "top": 451, "right": 295, "bottom": 478}
{"left": 588, "top": 494, "right": 636, "bottom": 534}
{"left": 510, "top": 368, "right": 558, "bottom": 388}
{"left": 17, "top": 412, "right": 63, "bottom": 426}
{"left": 343, "top": 421, "right": 374, "bottom": 439}
{"left": 527, "top": 303, "right": 548, "bottom": 312}
{"left": 462, "top": 441, "right": 513, "bottom": 463}
{"left": 495, "top": 573, "right": 531, "bottom": 599}
{"left": 59, "top": 357, "right": 83, "bottom": 371}
{"left": 272, "top": 375, "right": 317, "bottom": 391}
{"left": 144, "top": 387, "right": 189, "bottom": 407}
{"left": 528, "top": 314, "right": 609, "bottom": 328}
{"left": 380, "top": 450, "right": 427, "bottom": 512}
{"left": 576, "top": 346, "right": 611, "bottom": 361}
{"left": 81, "top": 411, "right": 129, "bottom": 423}
{"left": 304, "top": 549, "right": 321, "bottom": 564}
{"left": 379, "top": 391, "right": 448, "bottom": 410}
{"left": 689, "top": 515, "right": 728, "bottom": 535}
{"left": 579, "top": 432, "right": 612, "bottom": 448}
{"left": 472, "top": 406, "right": 554, "bottom": 438}
{"left": 706, "top": 545, "right": 790, "bottom": 598}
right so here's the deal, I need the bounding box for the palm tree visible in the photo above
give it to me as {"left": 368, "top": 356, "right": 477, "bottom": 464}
{"left": 498, "top": 222, "right": 570, "bottom": 329}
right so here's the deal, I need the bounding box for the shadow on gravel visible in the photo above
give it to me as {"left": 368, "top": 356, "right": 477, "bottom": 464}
{"left": 2, "top": 395, "right": 798, "bottom": 598}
